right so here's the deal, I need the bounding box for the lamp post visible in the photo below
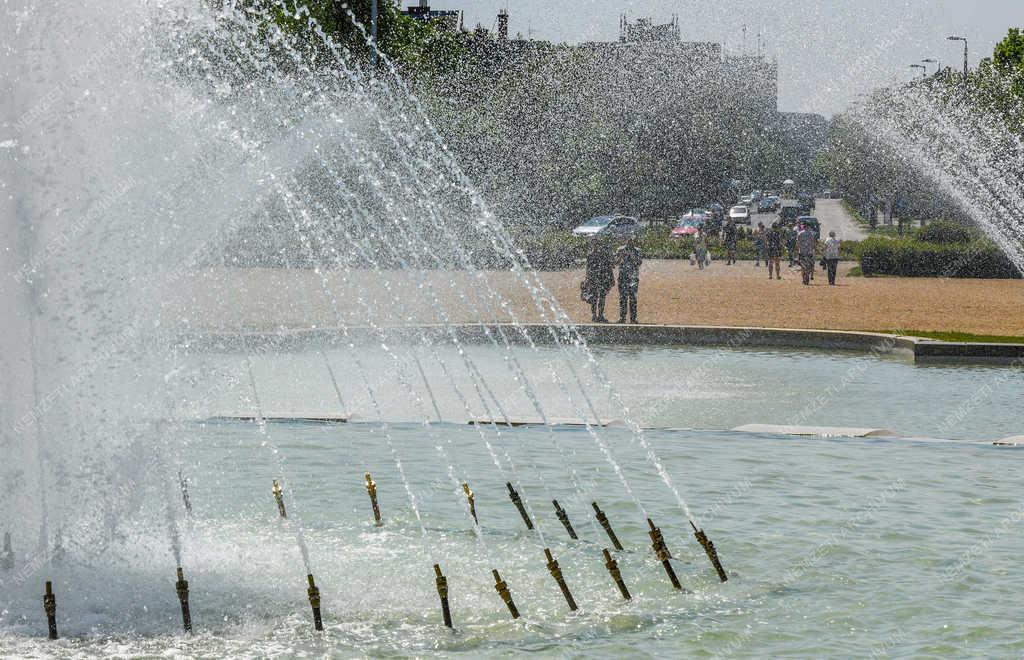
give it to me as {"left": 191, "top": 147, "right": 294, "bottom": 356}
{"left": 922, "top": 58, "right": 940, "bottom": 75}
{"left": 909, "top": 64, "right": 926, "bottom": 78}
{"left": 947, "top": 35, "right": 968, "bottom": 80}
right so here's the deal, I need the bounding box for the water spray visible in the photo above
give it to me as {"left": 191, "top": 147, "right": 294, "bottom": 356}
{"left": 552, "top": 500, "right": 578, "bottom": 540}
{"left": 506, "top": 482, "right": 533, "bottom": 530}
{"left": 178, "top": 469, "right": 192, "bottom": 516}
{"left": 543, "top": 548, "right": 578, "bottom": 612}
{"left": 306, "top": 573, "right": 324, "bottom": 631}
{"left": 365, "top": 473, "right": 383, "bottom": 526}
{"left": 1, "top": 532, "right": 13, "bottom": 570}
{"left": 43, "top": 581, "right": 57, "bottom": 640}
{"left": 592, "top": 502, "right": 624, "bottom": 551}
{"left": 492, "top": 569, "right": 520, "bottom": 619}
{"left": 271, "top": 480, "right": 287, "bottom": 518}
{"left": 175, "top": 567, "right": 193, "bottom": 633}
{"left": 433, "top": 564, "right": 453, "bottom": 628}
{"left": 647, "top": 519, "right": 685, "bottom": 591}
{"left": 602, "top": 548, "right": 631, "bottom": 600}
{"left": 51, "top": 528, "right": 65, "bottom": 564}
{"left": 691, "top": 521, "right": 728, "bottom": 582}
{"left": 462, "top": 482, "right": 477, "bottom": 525}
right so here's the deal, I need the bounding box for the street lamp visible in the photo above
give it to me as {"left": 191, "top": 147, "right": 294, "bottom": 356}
{"left": 947, "top": 35, "right": 968, "bottom": 80}
{"left": 922, "top": 58, "right": 940, "bottom": 74}
{"left": 909, "top": 64, "right": 926, "bottom": 78}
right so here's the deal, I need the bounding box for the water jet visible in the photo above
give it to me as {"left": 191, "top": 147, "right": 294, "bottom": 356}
{"left": 179, "top": 469, "right": 192, "bottom": 516}
{"left": 51, "top": 529, "right": 65, "bottom": 564}
{"left": 691, "top": 521, "right": 728, "bottom": 582}
{"left": 492, "top": 569, "right": 520, "bottom": 619}
{"left": 271, "top": 480, "right": 287, "bottom": 518}
{"left": 433, "top": 563, "right": 453, "bottom": 628}
{"left": 592, "top": 502, "right": 624, "bottom": 551}
{"left": 1, "top": 533, "right": 13, "bottom": 570}
{"left": 42, "top": 581, "right": 57, "bottom": 640}
{"left": 553, "top": 499, "right": 578, "bottom": 539}
{"left": 602, "top": 548, "right": 631, "bottom": 600}
{"left": 506, "top": 482, "right": 533, "bottom": 530}
{"left": 306, "top": 574, "right": 324, "bottom": 631}
{"left": 544, "top": 548, "right": 578, "bottom": 611}
{"left": 647, "top": 518, "right": 684, "bottom": 591}
{"left": 365, "top": 473, "right": 383, "bottom": 526}
{"left": 175, "top": 567, "right": 192, "bottom": 633}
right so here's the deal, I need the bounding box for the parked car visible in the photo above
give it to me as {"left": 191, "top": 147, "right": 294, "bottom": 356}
{"left": 671, "top": 211, "right": 706, "bottom": 238}
{"left": 798, "top": 193, "right": 816, "bottom": 213}
{"left": 572, "top": 215, "right": 642, "bottom": 238}
{"left": 705, "top": 203, "right": 725, "bottom": 234}
{"left": 796, "top": 215, "right": 821, "bottom": 239}
{"left": 757, "top": 197, "right": 776, "bottom": 214}
{"left": 779, "top": 200, "right": 802, "bottom": 224}
{"left": 729, "top": 205, "right": 751, "bottom": 225}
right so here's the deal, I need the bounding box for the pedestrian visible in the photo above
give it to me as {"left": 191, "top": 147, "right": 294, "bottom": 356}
{"left": 722, "top": 218, "right": 737, "bottom": 266}
{"left": 785, "top": 222, "right": 798, "bottom": 267}
{"left": 615, "top": 237, "right": 642, "bottom": 324}
{"left": 765, "top": 221, "right": 783, "bottom": 280}
{"left": 796, "top": 223, "right": 817, "bottom": 286}
{"left": 584, "top": 237, "right": 614, "bottom": 322}
{"left": 753, "top": 221, "right": 765, "bottom": 267}
{"left": 823, "top": 230, "right": 841, "bottom": 286}
{"left": 694, "top": 230, "right": 708, "bottom": 271}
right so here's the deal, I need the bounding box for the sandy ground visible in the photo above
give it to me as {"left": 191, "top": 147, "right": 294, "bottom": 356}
{"left": 178, "top": 260, "right": 1024, "bottom": 337}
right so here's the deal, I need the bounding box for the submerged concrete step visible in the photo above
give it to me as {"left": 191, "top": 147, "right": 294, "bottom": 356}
{"left": 732, "top": 424, "right": 897, "bottom": 438}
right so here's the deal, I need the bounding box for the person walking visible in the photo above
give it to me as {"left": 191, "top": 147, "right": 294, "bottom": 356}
{"left": 785, "top": 222, "right": 798, "bottom": 268}
{"left": 722, "top": 218, "right": 737, "bottom": 266}
{"left": 753, "top": 221, "right": 765, "bottom": 267}
{"left": 694, "top": 230, "right": 709, "bottom": 271}
{"left": 823, "top": 230, "right": 841, "bottom": 286}
{"left": 796, "top": 223, "right": 817, "bottom": 286}
{"left": 584, "top": 237, "right": 614, "bottom": 322}
{"left": 615, "top": 237, "right": 642, "bottom": 324}
{"left": 765, "top": 221, "right": 783, "bottom": 280}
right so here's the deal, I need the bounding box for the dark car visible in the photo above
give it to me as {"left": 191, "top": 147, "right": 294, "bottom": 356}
{"left": 757, "top": 197, "right": 776, "bottom": 213}
{"left": 797, "top": 215, "right": 821, "bottom": 239}
{"left": 798, "top": 193, "right": 816, "bottom": 214}
{"left": 779, "top": 200, "right": 802, "bottom": 224}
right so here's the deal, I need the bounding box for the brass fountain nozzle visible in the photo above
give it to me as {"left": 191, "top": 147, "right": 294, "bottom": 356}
{"left": 506, "top": 482, "right": 533, "bottom": 530}
{"left": 648, "top": 518, "right": 685, "bottom": 592}
{"left": 592, "top": 502, "right": 624, "bottom": 551}
{"left": 43, "top": 581, "right": 57, "bottom": 640}
{"left": 271, "top": 480, "right": 287, "bottom": 518}
{"left": 603, "top": 548, "right": 631, "bottom": 600}
{"left": 492, "top": 568, "right": 520, "bottom": 619}
{"left": 462, "top": 483, "right": 477, "bottom": 525}
{"left": 175, "top": 566, "right": 193, "bottom": 633}
{"left": 365, "top": 473, "right": 382, "bottom": 526}
{"left": 434, "top": 563, "right": 453, "bottom": 628}
{"left": 553, "top": 500, "right": 578, "bottom": 540}
{"left": 307, "top": 573, "right": 324, "bottom": 631}
{"left": 1, "top": 532, "right": 13, "bottom": 571}
{"left": 691, "top": 521, "right": 728, "bottom": 582}
{"left": 544, "top": 548, "right": 578, "bottom": 612}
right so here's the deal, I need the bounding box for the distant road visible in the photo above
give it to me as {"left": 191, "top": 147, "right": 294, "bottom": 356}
{"left": 814, "top": 198, "right": 868, "bottom": 241}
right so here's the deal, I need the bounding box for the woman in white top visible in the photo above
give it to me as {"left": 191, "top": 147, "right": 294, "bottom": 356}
{"left": 823, "top": 231, "right": 841, "bottom": 286}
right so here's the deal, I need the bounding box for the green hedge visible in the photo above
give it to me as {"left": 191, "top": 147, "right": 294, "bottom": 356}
{"left": 858, "top": 237, "right": 1020, "bottom": 278}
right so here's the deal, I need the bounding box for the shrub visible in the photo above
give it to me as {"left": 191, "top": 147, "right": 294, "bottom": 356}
{"left": 916, "top": 220, "right": 976, "bottom": 244}
{"left": 858, "top": 236, "right": 1020, "bottom": 278}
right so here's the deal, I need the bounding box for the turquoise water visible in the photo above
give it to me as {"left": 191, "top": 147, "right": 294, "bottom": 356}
{"left": 2, "top": 420, "right": 1021, "bottom": 657}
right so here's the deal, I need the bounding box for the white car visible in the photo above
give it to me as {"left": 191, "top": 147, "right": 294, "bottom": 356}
{"left": 572, "top": 215, "right": 641, "bottom": 238}
{"left": 728, "top": 205, "right": 751, "bottom": 225}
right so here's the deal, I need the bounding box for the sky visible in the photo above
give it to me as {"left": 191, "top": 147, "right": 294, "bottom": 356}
{"left": 409, "top": 0, "right": 1022, "bottom": 116}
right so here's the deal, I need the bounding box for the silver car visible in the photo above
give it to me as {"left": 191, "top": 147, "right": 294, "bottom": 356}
{"left": 728, "top": 205, "right": 751, "bottom": 225}
{"left": 572, "top": 215, "right": 642, "bottom": 238}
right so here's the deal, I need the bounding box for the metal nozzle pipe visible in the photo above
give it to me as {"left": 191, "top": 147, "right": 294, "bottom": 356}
{"left": 552, "top": 500, "right": 578, "bottom": 540}
{"left": 691, "top": 521, "right": 728, "bottom": 582}
{"left": 175, "top": 567, "right": 193, "bottom": 633}
{"left": 544, "top": 548, "right": 578, "bottom": 611}
{"left": 506, "top": 482, "right": 533, "bottom": 530}
{"left": 307, "top": 573, "right": 324, "bottom": 631}
{"left": 271, "top": 480, "right": 287, "bottom": 518}
{"left": 603, "top": 548, "right": 631, "bottom": 600}
{"left": 462, "top": 482, "right": 477, "bottom": 525}
{"left": 434, "top": 564, "right": 453, "bottom": 628}
{"left": 492, "top": 569, "right": 520, "bottom": 619}
{"left": 592, "top": 502, "right": 624, "bottom": 551}
{"left": 648, "top": 518, "right": 685, "bottom": 592}
{"left": 43, "top": 581, "right": 57, "bottom": 640}
{"left": 365, "top": 473, "right": 383, "bottom": 526}
{"left": 1, "top": 532, "right": 13, "bottom": 571}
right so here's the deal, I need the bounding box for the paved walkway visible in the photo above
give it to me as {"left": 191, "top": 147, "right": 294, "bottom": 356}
{"left": 813, "top": 197, "right": 868, "bottom": 241}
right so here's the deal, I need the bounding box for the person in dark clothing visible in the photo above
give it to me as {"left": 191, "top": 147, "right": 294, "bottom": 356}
{"left": 584, "top": 238, "right": 614, "bottom": 322}
{"left": 722, "top": 219, "right": 737, "bottom": 265}
{"left": 765, "top": 221, "right": 783, "bottom": 280}
{"left": 785, "top": 223, "right": 798, "bottom": 267}
{"left": 615, "top": 238, "right": 642, "bottom": 324}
